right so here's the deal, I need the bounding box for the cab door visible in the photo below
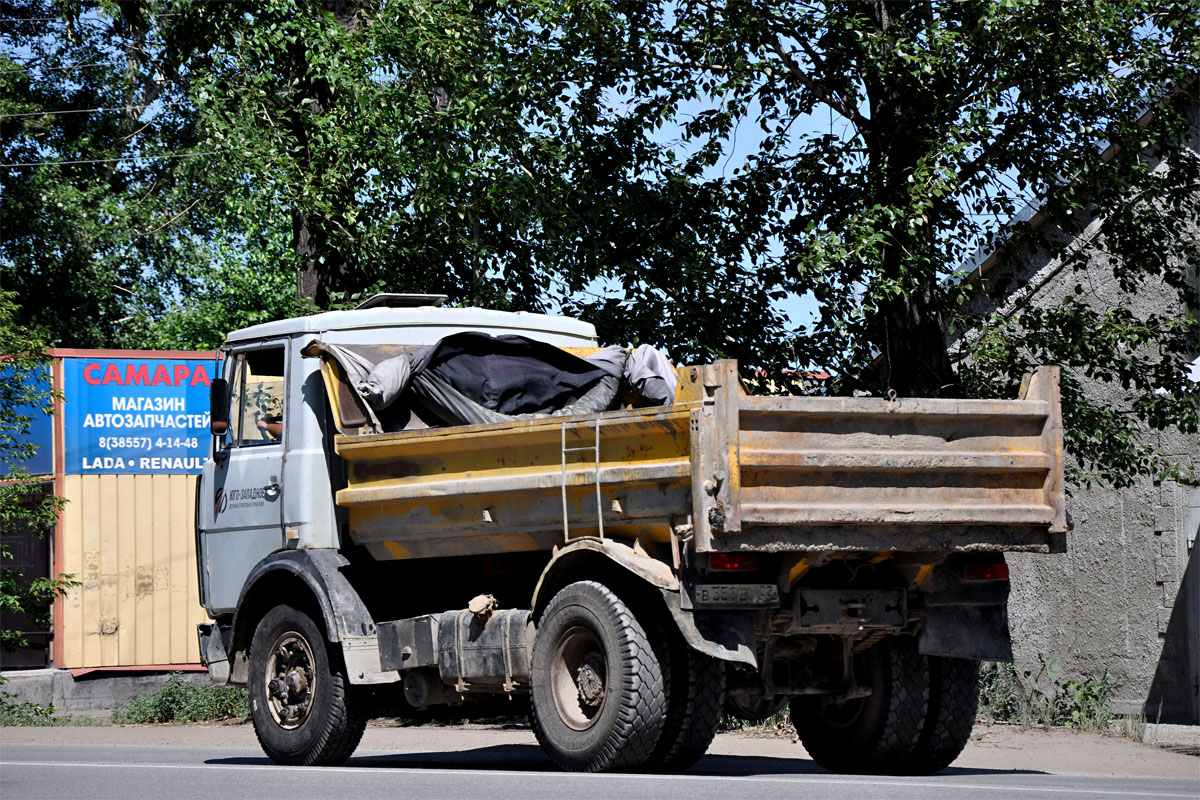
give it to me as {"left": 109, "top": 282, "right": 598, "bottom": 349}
{"left": 198, "top": 343, "right": 288, "bottom": 615}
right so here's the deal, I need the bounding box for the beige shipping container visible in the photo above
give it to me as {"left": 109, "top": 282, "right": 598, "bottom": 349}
{"left": 50, "top": 349, "right": 213, "bottom": 670}
{"left": 56, "top": 475, "right": 209, "bottom": 669}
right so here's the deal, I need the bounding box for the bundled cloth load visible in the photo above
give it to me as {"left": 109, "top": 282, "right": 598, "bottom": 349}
{"left": 306, "top": 332, "right": 677, "bottom": 432}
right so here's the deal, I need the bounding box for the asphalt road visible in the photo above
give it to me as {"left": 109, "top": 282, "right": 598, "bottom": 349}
{"left": 2, "top": 738, "right": 1197, "bottom": 800}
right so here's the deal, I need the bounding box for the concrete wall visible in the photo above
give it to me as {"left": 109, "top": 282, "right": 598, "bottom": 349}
{"left": 952, "top": 99, "right": 1200, "bottom": 722}
{"left": 1006, "top": 477, "right": 1198, "bottom": 722}
{"left": 0, "top": 668, "right": 211, "bottom": 712}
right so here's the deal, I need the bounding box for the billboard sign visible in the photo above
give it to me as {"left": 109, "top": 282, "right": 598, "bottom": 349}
{"left": 0, "top": 364, "right": 54, "bottom": 477}
{"left": 62, "top": 356, "right": 214, "bottom": 475}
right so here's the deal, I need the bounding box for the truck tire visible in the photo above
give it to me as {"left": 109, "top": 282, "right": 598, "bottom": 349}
{"left": 905, "top": 656, "right": 980, "bottom": 774}
{"left": 248, "top": 603, "right": 367, "bottom": 766}
{"left": 644, "top": 638, "right": 725, "bottom": 772}
{"left": 530, "top": 581, "right": 667, "bottom": 772}
{"left": 789, "top": 638, "right": 929, "bottom": 774}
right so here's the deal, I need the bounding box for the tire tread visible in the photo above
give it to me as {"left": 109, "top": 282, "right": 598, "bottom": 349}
{"left": 791, "top": 638, "right": 930, "bottom": 775}
{"left": 906, "top": 656, "right": 979, "bottom": 774}
{"left": 649, "top": 647, "right": 724, "bottom": 771}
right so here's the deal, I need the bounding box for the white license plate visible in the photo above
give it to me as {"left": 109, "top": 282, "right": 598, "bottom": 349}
{"left": 693, "top": 583, "right": 779, "bottom": 608}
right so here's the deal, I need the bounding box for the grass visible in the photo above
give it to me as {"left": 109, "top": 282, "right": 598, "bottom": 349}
{"left": 0, "top": 691, "right": 76, "bottom": 726}
{"left": 1, "top": 672, "right": 247, "bottom": 726}
{"left": 978, "top": 656, "right": 1122, "bottom": 734}
{"left": 111, "top": 673, "right": 249, "bottom": 724}
{"left": 720, "top": 707, "right": 796, "bottom": 737}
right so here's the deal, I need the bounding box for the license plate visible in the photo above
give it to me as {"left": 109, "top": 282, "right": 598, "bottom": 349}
{"left": 692, "top": 583, "right": 779, "bottom": 608}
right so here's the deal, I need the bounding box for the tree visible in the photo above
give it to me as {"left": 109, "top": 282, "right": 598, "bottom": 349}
{"left": 0, "top": 1, "right": 216, "bottom": 347}
{"left": 5, "top": 1, "right": 797, "bottom": 362}
{"left": 4, "top": 1, "right": 1197, "bottom": 488}
{"left": 603, "top": 0, "right": 1198, "bottom": 484}
{"left": 0, "top": 292, "right": 74, "bottom": 654}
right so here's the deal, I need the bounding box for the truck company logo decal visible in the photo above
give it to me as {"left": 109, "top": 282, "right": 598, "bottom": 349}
{"left": 216, "top": 485, "right": 272, "bottom": 516}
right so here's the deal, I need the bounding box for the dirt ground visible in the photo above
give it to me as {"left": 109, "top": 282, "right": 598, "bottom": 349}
{"left": 3, "top": 720, "right": 1197, "bottom": 779}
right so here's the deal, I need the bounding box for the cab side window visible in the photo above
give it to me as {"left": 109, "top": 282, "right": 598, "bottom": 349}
{"left": 231, "top": 348, "right": 286, "bottom": 446}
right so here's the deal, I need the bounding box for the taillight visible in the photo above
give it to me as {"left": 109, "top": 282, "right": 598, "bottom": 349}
{"left": 963, "top": 563, "right": 1010, "bottom": 582}
{"left": 709, "top": 553, "right": 760, "bottom": 571}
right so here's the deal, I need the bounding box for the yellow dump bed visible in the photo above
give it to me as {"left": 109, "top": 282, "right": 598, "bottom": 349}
{"left": 321, "top": 359, "right": 1067, "bottom": 562}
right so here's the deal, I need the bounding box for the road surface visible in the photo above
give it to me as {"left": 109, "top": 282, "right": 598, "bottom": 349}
{"left": 2, "top": 722, "right": 1196, "bottom": 800}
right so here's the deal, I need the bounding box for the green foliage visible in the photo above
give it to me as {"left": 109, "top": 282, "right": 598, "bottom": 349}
{"left": 961, "top": 302, "right": 1199, "bottom": 488}
{"left": 111, "top": 673, "right": 249, "bottom": 724}
{"left": 637, "top": 1, "right": 1199, "bottom": 389}
{"left": 122, "top": 221, "right": 301, "bottom": 350}
{"left": 0, "top": 691, "right": 73, "bottom": 727}
{"left": 978, "top": 656, "right": 1119, "bottom": 732}
{"left": 0, "top": 2, "right": 209, "bottom": 347}
{"left": 978, "top": 662, "right": 1026, "bottom": 726}
{"left": 720, "top": 706, "right": 796, "bottom": 736}
{"left": 0, "top": 291, "right": 75, "bottom": 654}
{"left": 3, "top": 1, "right": 1198, "bottom": 486}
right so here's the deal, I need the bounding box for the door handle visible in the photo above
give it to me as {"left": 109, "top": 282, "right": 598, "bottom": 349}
{"left": 264, "top": 483, "right": 280, "bottom": 498}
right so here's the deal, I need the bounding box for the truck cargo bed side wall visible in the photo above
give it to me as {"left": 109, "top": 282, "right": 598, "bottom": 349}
{"left": 693, "top": 364, "right": 1067, "bottom": 554}
{"left": 333, "top": 407, "right": 695, "bottom": 561}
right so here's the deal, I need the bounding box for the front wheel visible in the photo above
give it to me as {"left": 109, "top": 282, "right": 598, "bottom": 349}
{"left": 530, "top": 581, "right": 667, "bottom": 772}
{"left": 248, "top": 603, "right": 366, "bottom": 765}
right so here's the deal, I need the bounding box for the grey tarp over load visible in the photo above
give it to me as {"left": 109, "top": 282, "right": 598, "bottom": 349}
{"left": 304, "top": 332, "right": 678, "bottom": 431}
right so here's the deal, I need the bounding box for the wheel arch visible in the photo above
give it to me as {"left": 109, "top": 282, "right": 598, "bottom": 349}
{"left": 531, "top": 538, "right": 756, "bottom": 668}
{"left": 530, "top": 538, "right": 678, "bottom": 621}
{"left": 230, "top": 549, "right": 376, "bottom": 676}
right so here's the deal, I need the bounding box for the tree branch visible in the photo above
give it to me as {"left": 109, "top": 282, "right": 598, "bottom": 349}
{"left": 759, "top": 25, "right": 869, "bottom": 130}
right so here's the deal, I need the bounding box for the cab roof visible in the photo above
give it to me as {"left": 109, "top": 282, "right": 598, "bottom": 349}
{"left": 223, "top": 304, "right": 598, "bottom": 345}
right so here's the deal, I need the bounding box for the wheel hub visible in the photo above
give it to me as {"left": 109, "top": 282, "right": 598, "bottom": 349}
{"left": 264, "top": 632, "right": 317, "bottom": 730}
{"left": 576, "top": 654, "right": 606, "bottom": 707}
{"left": 551, "top": 626, "right": 608, "bottom": 731}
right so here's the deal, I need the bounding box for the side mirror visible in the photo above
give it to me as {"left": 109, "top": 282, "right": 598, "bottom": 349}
{"left": 210, "top": 378, "right": 231, "bottom": 437}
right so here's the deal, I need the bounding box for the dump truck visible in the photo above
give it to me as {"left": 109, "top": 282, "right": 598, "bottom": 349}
{"left": 196, "top": 294, "right": 1067, "bottom": 774}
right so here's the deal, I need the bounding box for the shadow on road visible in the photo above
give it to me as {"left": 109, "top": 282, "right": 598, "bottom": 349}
{"left": 207, "top": 745, "right": 1046, "bottom": 777}
{"left": 206, "top": 744, "right": 551, "bottom": 772}
{"left": 691, "top": 754, "right": 1047, "bottom": 778}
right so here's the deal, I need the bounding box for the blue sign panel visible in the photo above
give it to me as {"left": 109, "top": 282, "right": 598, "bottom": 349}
{"left": 63, "top": 356, "right": 215, "bottom": 474}
{"left": 0, "top": 365, "right": 54, "bottom": 477}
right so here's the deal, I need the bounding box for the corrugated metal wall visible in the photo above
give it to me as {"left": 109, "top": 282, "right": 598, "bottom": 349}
{"left": 58, "top": 474, "right": 208, "bottom": 668}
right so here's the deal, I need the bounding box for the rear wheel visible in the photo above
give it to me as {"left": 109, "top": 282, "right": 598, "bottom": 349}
{"left": 789, "top": 638, "right": 929, "bottom": 774}
{"left": 530, "top": 581, "right": 667, "bottom": 772}
{"left": 248, "top": 603, "right": 366, "bottom": 766}
{"left": 905, "top": 656, "right": 980, "bottom": 774}
{"left": 644, "top": 637, "right": 725, "bottom": 771}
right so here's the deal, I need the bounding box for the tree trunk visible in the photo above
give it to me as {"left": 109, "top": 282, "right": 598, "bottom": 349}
{"left": 861, "top": 0, "right": 961, "bottom": 398}
{"left": 290, "top": 1, "right": 366, "bottom": 309}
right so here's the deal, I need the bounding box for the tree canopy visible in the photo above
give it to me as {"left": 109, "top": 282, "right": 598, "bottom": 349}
{"left": 2, "top": 0, "right": 1198, "bottom": 487}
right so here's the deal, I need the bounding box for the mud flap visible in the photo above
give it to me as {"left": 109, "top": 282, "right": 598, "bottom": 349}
{"left": 197, "top": 623, "right": 231, "bottom": 684}
{"left": 660, "top": 588, "right": 756, "bottom": 667}
{"left": 918, "top": 605, "right": 1013, "bottom": 662}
